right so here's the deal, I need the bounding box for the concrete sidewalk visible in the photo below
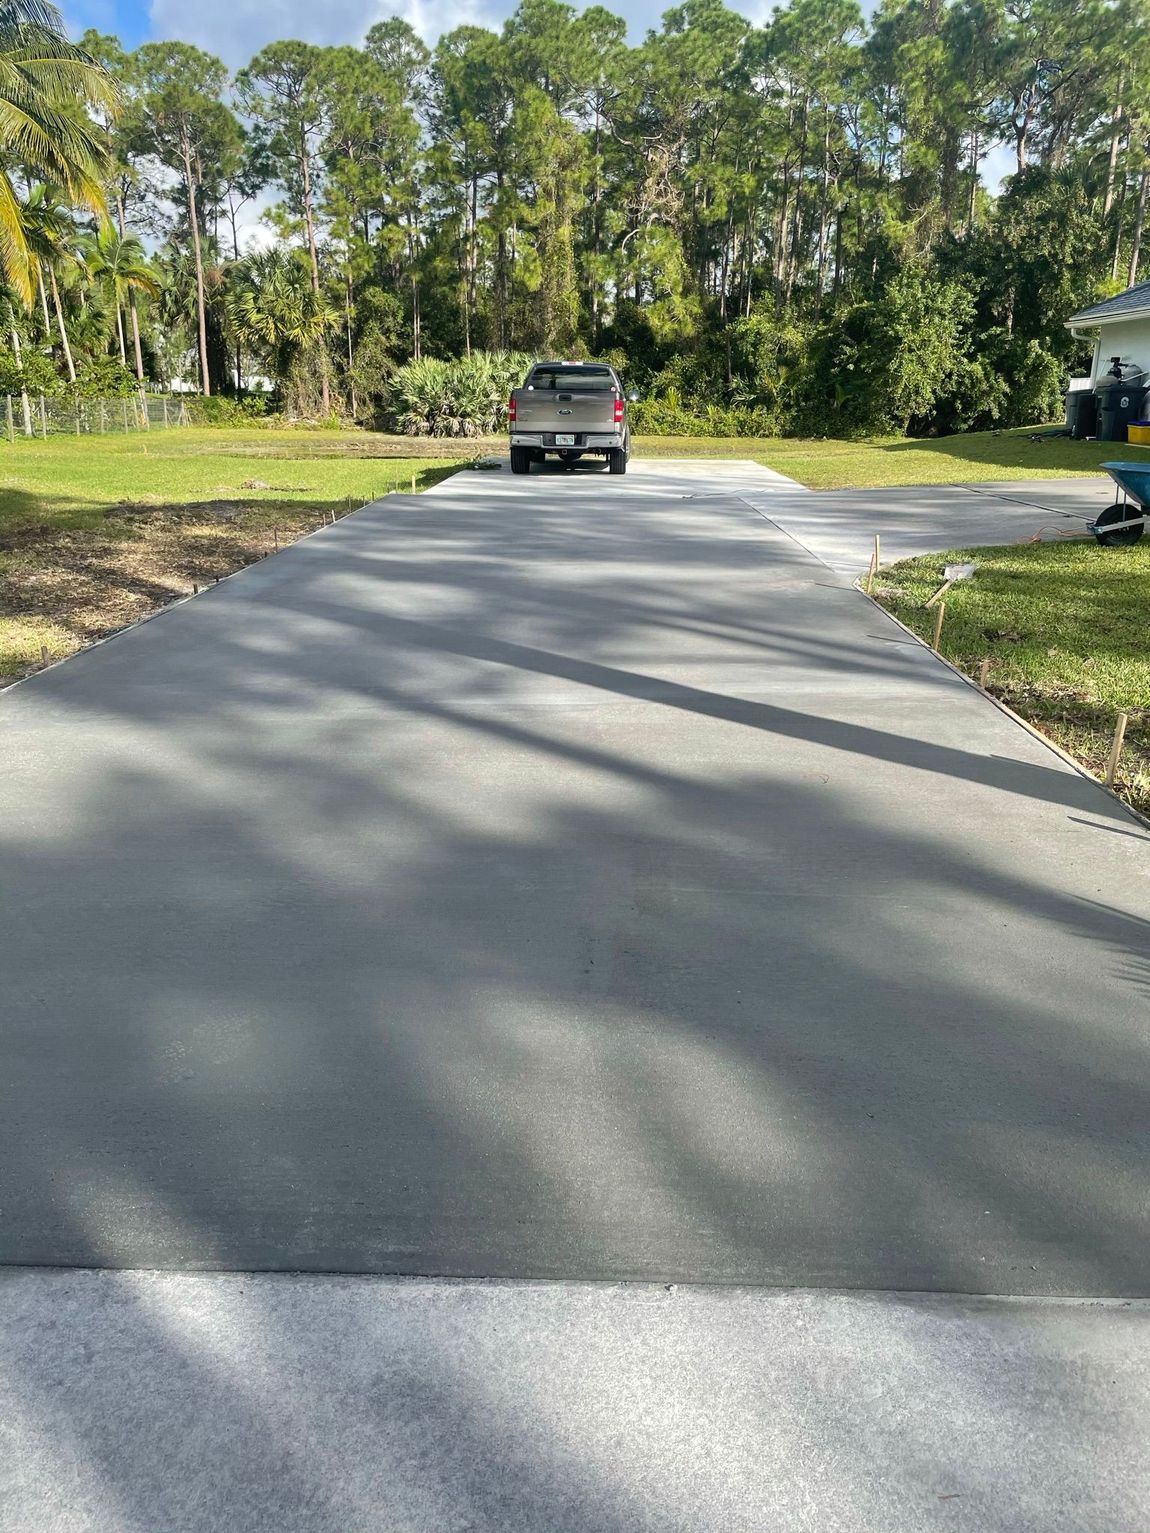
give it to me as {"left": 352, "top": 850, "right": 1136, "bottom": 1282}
{"left": 745, "top": 477, "right": 1116, "bottom": 572}
{"left": 2, "top": 1269, "right": 1147, "bottom": 1533}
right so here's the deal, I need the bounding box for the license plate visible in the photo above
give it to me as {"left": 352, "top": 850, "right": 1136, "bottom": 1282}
{"left": 555, "top": 433, "right": 575, "bottom": 446}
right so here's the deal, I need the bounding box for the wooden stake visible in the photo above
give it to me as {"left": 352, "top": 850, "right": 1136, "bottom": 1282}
{"left": 1105, "top": 712, "right": 1129, "bottom": 786}
{"left": 925, "top": 578, "right": 954, "bottom": 609}
{"left": 39, "top": 644, "right": 48, "bottom": 665}
{"left": 931, "top": 601, "right": 946, "bottom": 650}
{"left": 193, "top": 582, "right": 199, "bottom": 594}
{"left": 978, "top": 658, "right": 990, "bottom": 689}
{"left": 39, "top": 395, "right": 47, "bottom": 438}
{"left": 411, "top": 473, "right": 417, "bottom": 494}
{"left": 273, "top": 527, "right": 279, "bottom": 551}
{"left": 865, "top": 533, "right": 880, "bottom": 593}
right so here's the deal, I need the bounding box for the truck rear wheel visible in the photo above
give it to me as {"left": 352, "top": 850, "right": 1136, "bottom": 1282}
{"left": 510, "top": 446, "right": 530, "bottom": 475}
{"left": 608, "top": 448, "right": 627, "bottom": 475}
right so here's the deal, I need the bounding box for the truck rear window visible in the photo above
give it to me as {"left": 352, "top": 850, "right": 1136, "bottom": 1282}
{"left": 528, "top": 366, "right": 616, "bottom": 391}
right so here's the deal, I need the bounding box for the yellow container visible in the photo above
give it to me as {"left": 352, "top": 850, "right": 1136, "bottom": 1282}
{"left": 1127, "top": 422, "right": 1150, "bottom": 444}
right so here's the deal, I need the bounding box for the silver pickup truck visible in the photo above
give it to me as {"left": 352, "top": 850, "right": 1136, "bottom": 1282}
{"left": 508, "top": 361, "right": 636, "bottom": 475}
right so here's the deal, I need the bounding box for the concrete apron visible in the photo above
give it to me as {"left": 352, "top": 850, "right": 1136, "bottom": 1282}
{"left": 1, "top": 1268, "right": 1147, "bottom": 1533}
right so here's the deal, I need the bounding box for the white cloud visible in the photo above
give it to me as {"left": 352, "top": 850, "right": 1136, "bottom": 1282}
{"left": 147, "top": 0, "right": 505, "bottom": 66}
{"left": 145, "top": 0, "right": 787, "bottom": 66}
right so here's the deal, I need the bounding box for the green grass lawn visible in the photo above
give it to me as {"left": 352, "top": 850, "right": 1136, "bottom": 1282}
{"left": 634, "top": 426, "right": 1150, "bottom": 489}
{"left": 3, "top": 422, "right": 1128, "bottom": 523}
{"left": 0, "top": 427, "right": 460, "bottom": 534}
{"left": 0, "top": 428, "right": 459, "bottom": 681}
{"left": 873, "top": 540, "right": 1150, "bottom": 815}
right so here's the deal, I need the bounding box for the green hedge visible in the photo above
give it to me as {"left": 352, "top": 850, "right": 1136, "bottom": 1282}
{"left": 629, "top": 399, "right": 782, "bottom": 437}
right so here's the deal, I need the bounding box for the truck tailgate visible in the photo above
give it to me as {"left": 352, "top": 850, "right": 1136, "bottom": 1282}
{"left": 512, "top": 390, "right": 617, "bottom": 432}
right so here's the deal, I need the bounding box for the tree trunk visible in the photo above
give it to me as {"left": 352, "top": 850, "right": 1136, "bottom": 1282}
{"left": 299, "top": 127, "right": 330, "bottom": 413}
{"left": 48, "top": 268, "right": 75, "bottom": 383}
{"left": 1112, "top": 177, "right": 1127, "bottom": 281}
{"left": 1129, "top": 167, "right": 1150, "bottom": 287}
{"left": 115, "top": 302, "right": 128, "bottom": 367}
{"left": 774, "top": 162, "right": 792, "bottom": 296}
{"left": 784, "top": 95, "right": 810, "bottom": 304}
{"left": 181, "top": 134, "right": 211, "bottom": 396}
{"left": 813, "top": 117, "right": 832, "bottom": 317}
{"left": 465, "top": 171, "right": 479, "bottom": 358}
{"left": 1103, "top": 87, "right": 1124, "bottom": 218}
{"left": 36, "top": 270, "right": 51, "bottom": 340}
{"left": 10, "top": 325, "right": 32, "bottom": 434}
{"left": 129, "top": 291, "right": 145, "bottom": 382}
{"left": 1015, "top": 109, "right": 1030, "bottom": 176}
{"left": 345, "top": 271, "right": 356, "bottom": 418}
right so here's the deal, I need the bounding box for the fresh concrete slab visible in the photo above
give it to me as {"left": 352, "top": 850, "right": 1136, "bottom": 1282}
{"left": 745, "top": 477, "right": 1116, "bottom": 572}
{"left": 0, "top": 460, "right": 1147, "bottom": 1292}
{"left": 1, "top": 1268, "right": 1147, "bottom": 1533}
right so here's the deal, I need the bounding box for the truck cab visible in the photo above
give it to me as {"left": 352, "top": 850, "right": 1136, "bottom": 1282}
{"left": 508, "top": 362, "right": 634, "bottom": 475}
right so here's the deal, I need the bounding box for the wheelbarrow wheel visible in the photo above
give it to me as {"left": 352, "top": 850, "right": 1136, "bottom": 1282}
{"left": 1092, "top": 501, "right": 1145, "bottom": 546}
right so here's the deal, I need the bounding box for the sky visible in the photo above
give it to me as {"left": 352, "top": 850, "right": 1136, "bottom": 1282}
{"left": 59, "top": 0, "right": 1014, "bottom": 199}
{"left": 62, "top": 0, "right": 773, "bottom": 61}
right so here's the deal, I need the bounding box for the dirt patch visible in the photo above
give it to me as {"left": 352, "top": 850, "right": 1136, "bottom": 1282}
{"left": 0, "top": 501, "right": 332, "bottom": 681}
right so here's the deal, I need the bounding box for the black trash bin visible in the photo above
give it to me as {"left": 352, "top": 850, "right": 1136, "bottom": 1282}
{"left": 1065, "top": 387, "right": 1097, "bottom": 439}
{"left": 1095, "top": 377, "right": 1148, "bottom": 441}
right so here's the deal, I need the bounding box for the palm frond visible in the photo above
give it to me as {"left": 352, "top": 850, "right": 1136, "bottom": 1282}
{"left": 0, "top": 169, "right": 33, "bottom": 303}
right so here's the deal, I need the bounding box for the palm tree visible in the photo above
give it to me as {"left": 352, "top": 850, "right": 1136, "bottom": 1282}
{"left": 23, "top": 181, "right": 78, "bottom": 379}
{"left": 225, "top": 248, "right": 338, "bottom": 402}
{"left": 0, "top": 0, "right": 116, "bottom": 305}
{"left": 81, "top": 226, "right": 159, "bottom": 371}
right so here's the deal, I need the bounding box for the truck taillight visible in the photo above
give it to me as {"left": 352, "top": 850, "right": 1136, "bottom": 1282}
{"left": 614, "top": 397, "right": 624, "bottom": 423}
{"left": 508, "top": 394, "right": 517, "bottom": 423}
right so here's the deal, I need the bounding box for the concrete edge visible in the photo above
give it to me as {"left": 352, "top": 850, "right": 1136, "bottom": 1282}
{"left": 0, "top": 491, "right": 417, "bottom": 701}
{"left": 2, "top": 1263, "right": 1148, "bottom": 1307}
{"left": 854, "top": 581, "right": 1150, "bottom": 834}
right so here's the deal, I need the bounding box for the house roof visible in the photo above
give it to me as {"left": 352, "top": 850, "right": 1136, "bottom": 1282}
{"left": 1066, "top": 279, "right": 1150, "bottom": 326}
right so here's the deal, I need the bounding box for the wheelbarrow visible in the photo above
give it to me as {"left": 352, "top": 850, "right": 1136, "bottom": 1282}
{"left": 1093, "top": 463, "right": 1149, "bottom": 545}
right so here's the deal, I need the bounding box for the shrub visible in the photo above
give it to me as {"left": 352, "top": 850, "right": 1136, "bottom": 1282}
{"left": 72, "top": 357, "right": 138, "bottom": 400}
{"left": 185, "top": 394, "right": 276, "bottom": 427}
{"left": 794, "top": 269, "right": 978, "bottom": 437}
{"left": 630, "top": 396, "right": 779, "bottom": 437}
{"left": 388, "top": 351, "right": 535, "bottom": 436}
{"left": 0, "top": 346, "right": 62, "bottom": 398}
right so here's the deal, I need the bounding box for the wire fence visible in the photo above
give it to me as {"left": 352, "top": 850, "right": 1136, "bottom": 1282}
{"left": 4, "top": 393, "right": 191, "bottom": 441}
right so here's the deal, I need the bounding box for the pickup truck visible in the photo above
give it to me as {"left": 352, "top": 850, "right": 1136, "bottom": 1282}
{"left": 508, "top": 361, "right": 636, "bottom": 475}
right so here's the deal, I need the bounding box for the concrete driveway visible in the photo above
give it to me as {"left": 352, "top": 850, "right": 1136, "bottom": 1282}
{"left": 1, "top": 458, "right": 1147, "bottom": 1530}
{"left": 746, "top": 475, "right": 1117, "bottom": 572}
